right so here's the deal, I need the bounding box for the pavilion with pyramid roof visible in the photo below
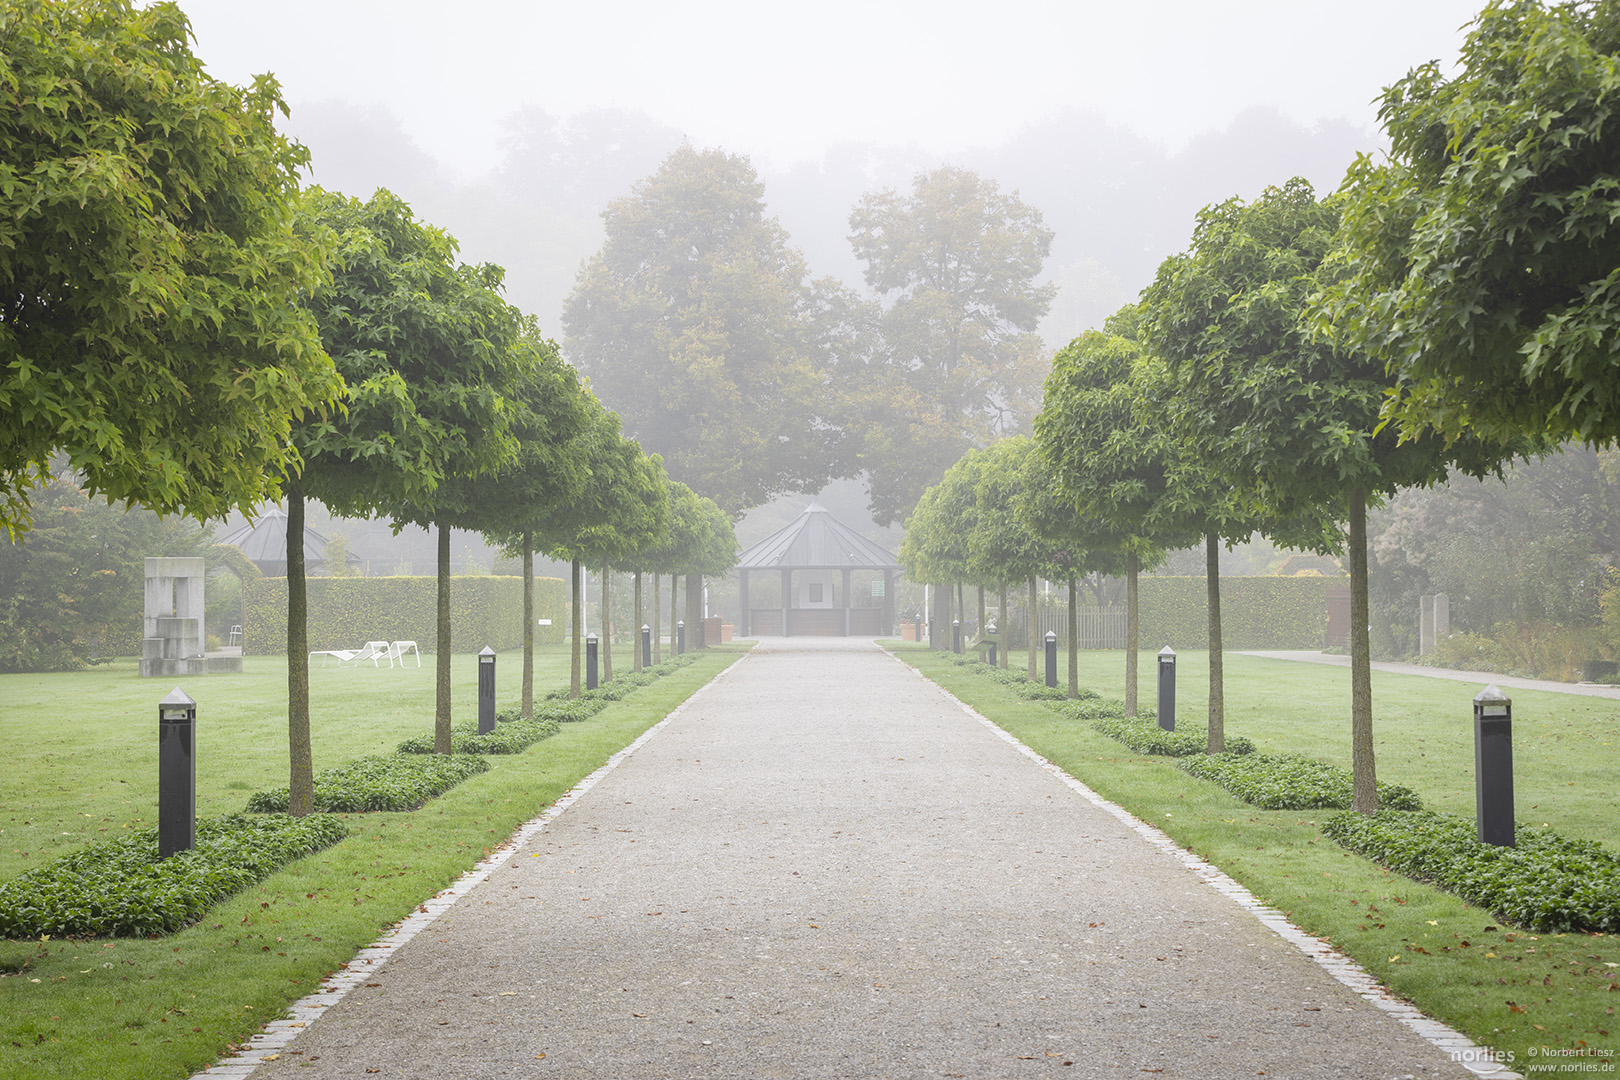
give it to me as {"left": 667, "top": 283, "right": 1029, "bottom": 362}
{"left": 735, "top": 499, "right": 899, "bottom": 637}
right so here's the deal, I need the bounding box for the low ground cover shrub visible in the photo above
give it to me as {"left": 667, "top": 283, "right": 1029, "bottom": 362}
{"left": 953, "top": 657, "right": 1096, "bottom": 701}
{"left": 1180, "top": 753, "right": 1422, "bottom": 811}
{"left": 1046, "top": 697, "right": 1128, "bottom": 722}
{"left": 1090, "top": 716, "right": 1256, "bottom": 757}
{"left": 0, "top": 814, "right": 348, "bottom": 938}
{"left": 396, "top": 715, "right": 561, "bottom": 755}
{"left": 1324, "top": 809, "right": 1620, "bottom": 933}
{"left": 247, "top": 754, "right": 489, "bottom": 813}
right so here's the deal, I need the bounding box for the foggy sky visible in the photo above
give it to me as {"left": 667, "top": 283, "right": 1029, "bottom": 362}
{"left": 180, "top": 0, "right": 1483, "bottom": 180}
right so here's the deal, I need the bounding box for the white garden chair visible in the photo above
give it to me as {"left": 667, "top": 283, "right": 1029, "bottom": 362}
{"left": 309, "top": 641, "right": 393, "bottom": 668}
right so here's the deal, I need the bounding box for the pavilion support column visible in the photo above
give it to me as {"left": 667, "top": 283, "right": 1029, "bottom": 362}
{"left": 738, "top": 570, "right": 750, "bottom": 637}
{"left": 781, "top": 568, "right": 791, "bottom": 637}
{"left": 842, "top": 568, "right": 852, "bottom": 637}
{"left": 883, "top": 569, "right": 894, "bottom": 635}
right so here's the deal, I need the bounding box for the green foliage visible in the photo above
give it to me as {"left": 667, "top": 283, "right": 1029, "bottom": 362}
{"left": 246, "top": 754, "right": 489, "bottom": 813}
{"left": 243, "top": 575, "right": 560, "bottom": 653}
{"left": 562, "top": 146, "right": 841, "bottom": 515}
{"left": 1136, "top": 576, "right": 1329, "bottom": 649}
{"left": 0, "top": 470, "right": 214, "bottom": 670}
{"left": 1047, "top": 696, "right": 1129, "bottom": 722}
{"left": 1035, "top": 318, "right": 1190, "bottom": 557}
{"left": 1324, "top": 809, "right": 1620, "bottom": 933}
{"left": 848, "top": 166, "right": 1056, "bottom": 524}
{"left": 1088, "top": 716, "right": 1256, "bottom": 758}
{"left": 396, "top": 713, "right": 560, "bottom": 755}
{"left": 0, "top": 813, "right": 347, "bottom": 938}
{"left": 1179, "top": 753, "right": 1422, "bottom": 811}
{"left": 1322, "top": 0, "right": 1620, "bottom": 445}
{"left": 0, "top": 0, "right": 343, "bottom": 537}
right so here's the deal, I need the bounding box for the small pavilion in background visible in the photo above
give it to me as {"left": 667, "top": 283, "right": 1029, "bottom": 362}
{"left": 736, "top": 500, "right": 898, "bottom": 637}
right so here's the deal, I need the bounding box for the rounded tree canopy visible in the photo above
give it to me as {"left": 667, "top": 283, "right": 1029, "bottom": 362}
{"left": 1322, "top": 0, "right": 1620, "bottom": 446}
{"left": 0, "top": 0, "right": 342, "bottom": 536}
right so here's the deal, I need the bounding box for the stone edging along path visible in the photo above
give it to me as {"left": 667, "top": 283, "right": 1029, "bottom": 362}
{"left": 190, "top": 658, "right": 745, "bottom": 1080}
{"left": 891, "top": 655, "right": 1522, "bottom": 1080}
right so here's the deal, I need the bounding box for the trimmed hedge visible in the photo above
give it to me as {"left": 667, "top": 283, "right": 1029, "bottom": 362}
{"left": 1179, "top": 752, "right": 1423, "bottom": 811}
{"left": 247, "top": 754, "right": 489, "bottom": 813}
{"left": 1137, "top": 576, "right": 1331, "bottom": 650}
{"left": 243, "top": 574, "right": 565, "bottom": 654}
{"left": 0, "top": 813, "right": 348, "bottom": 938}
{"left": 1324, "top": 809, "right": 1620, "bottom": 933}
{"left": 1090, "top": 716, "right": 1257, "bottom": 757}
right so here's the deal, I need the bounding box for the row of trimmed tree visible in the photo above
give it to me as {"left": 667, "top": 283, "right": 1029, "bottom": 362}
{"left": 0, "top": 6, "right": 738, "bottom": 818}
{"left": 905, "top": 0, "right": 1620, "bottom": 817}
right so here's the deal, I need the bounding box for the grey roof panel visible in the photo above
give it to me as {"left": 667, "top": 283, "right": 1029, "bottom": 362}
{"left": 737, "top": 500, "right": 899, "bottom": 570}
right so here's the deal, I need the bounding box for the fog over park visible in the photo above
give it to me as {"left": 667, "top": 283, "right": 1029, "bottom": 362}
{"left": 183, "top": 0, "right": 1482, "bottom": 348}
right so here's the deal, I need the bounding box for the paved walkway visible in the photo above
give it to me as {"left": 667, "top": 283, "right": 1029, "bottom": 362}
{"left": 1239, "top": 650, "right": 1620, "bottom": 701}
{"left": 243, "top": 639, "right": 1477, "bottom": 1080}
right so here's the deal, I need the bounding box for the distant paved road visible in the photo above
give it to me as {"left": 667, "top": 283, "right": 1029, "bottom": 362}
{"left": 248, "top": 638, "right": 1474, "bottom": 1080}
{"left": 1239, "top": 650, "right": 1620, "bottom": 701}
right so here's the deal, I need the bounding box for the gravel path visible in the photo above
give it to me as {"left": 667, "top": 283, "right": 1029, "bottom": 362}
{"left": 244, "top": 639, "right": 1477, "bottom": 1080}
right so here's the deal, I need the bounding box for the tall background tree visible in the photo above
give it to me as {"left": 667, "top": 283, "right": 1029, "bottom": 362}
{"left": 0, "top": 0, "right": 342, "bottom": 536}
{"left": 847, "top": 166, "right": 1056, "bottom": 525}
{"left": 1322, "top": 0, "right": 1620, "bottom": 447}
{"left": 562, "top": 145, "right": 842, "bottom": 516}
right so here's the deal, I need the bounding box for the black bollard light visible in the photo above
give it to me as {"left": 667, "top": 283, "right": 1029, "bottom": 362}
{"left": 158, "top": 688, "right": 196, "bottom": 859}
{"left": 586, "top": 633, "right": 599, "bottom": 690}
{"left": 642, "top": 624, "right": 652, "bottom": 669}
{"left": 1157, "top": 647, "right": 1176, "bottom": 731}
{"left": 952, "top": 618, "right": 961, "bottom": 654}
{"left": 477, "top": 646, "right": 496, "bottom": 735}
{"left": 986, "top": 621, "right": 998, "bottom": 667}
{"left": 1044, "top": 630, "right": 1058, "bottom": 688}
{"left": 676, "top": 620, "right": 685, "bottom": 656}
{"left": 1473, "top": 685, "right": 1515, "bottom": 847}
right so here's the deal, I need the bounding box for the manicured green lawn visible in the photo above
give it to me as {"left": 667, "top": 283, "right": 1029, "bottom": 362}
{"left": 0, "top": 644, "right": 746, "bottom": 1080}
{"left": 895, "top": 645, "right": 1618, "bottom": 1073}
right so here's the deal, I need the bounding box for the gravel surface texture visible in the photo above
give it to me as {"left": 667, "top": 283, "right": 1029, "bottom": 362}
{"left": 245, "top": 638, "right": 1474, "bottom": 1080}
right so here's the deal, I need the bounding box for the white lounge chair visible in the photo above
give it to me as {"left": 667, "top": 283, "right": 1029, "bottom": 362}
{"left": 390, "top": 640, "right": 422, "bottom": 668}
{"left": 309, "top": 641, "right": 393, "bottom": 668}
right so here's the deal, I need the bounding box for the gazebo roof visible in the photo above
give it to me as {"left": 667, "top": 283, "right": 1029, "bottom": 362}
{"left": 217, "top": 509, "right": 359, "bottom": 573}
{"left": 737, "top": 499, "right": 899, "bottom": 571}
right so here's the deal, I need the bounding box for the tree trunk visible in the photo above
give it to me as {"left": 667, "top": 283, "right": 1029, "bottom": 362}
{"left": 687, "top": 573, "right": 705, "bottom": 648}
{"left": 570, "top": 558, "right": 582, "bottom": 699}
{"left": 521, "top": 531, "right": 534, "bottom": 719}
{"left": 941, "top": 581, "right": 953, "bottom": 651}
{"left": 976, "top": 584, "right": 985, "bottom": 643}
{"left": 671, "top": 574, "right": 680, "bottom": 654}
{"left": 286, "top": 487, "right": 312, "bottom": 817}
{"left": 957, "top": 583, "right": 966, "bottom": 646}
{"left": 1027, "top": 575, "right": 1038, "bottom": 679}
{"left": 1206, "top": 531, "right": 1225, "bottom": 755}
{"left": 633, "top": 570, "right": 644, "bottom": 672}
{"left": 1125, "top": 548, "right": 1139, "bottom": 718}
{"left": 1067, "top": 576, "right": 1079, "bottom": 699}
{"left": 601, "top": 559, "right": 613, "bottom": 682}
{"left": 434, "top": 523, "right": 452, "bottom": 754}
{"left": 998, "top": 582, "right": 1009, "bottom": 668}
{"left": 1349, "top": 487, "right": 1379, "bottom": 815}
{"left": 653, "top": 573, "right": 662, "bottom": 664}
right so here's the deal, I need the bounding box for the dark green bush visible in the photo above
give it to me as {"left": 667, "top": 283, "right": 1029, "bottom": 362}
{"left": 0, "top": 813, "right": 348, "bottom": 938}
{"left": 1090, "top": 716, "right": 1256, "bottom": 757}
{"left": 1324, "top": 809, "right": 1620, "bottom": 933}
{"left": 1179, "top": 753, "right": 1422, "bottom": 811}
{"left": 397, "top": 715, "right": 560, "bottom": 755}
{"left": 1046, "top": 697, "right": 1128, "bottom": 722}
{"left": 247, "top": 754, "right": 488, "bottom": 813}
